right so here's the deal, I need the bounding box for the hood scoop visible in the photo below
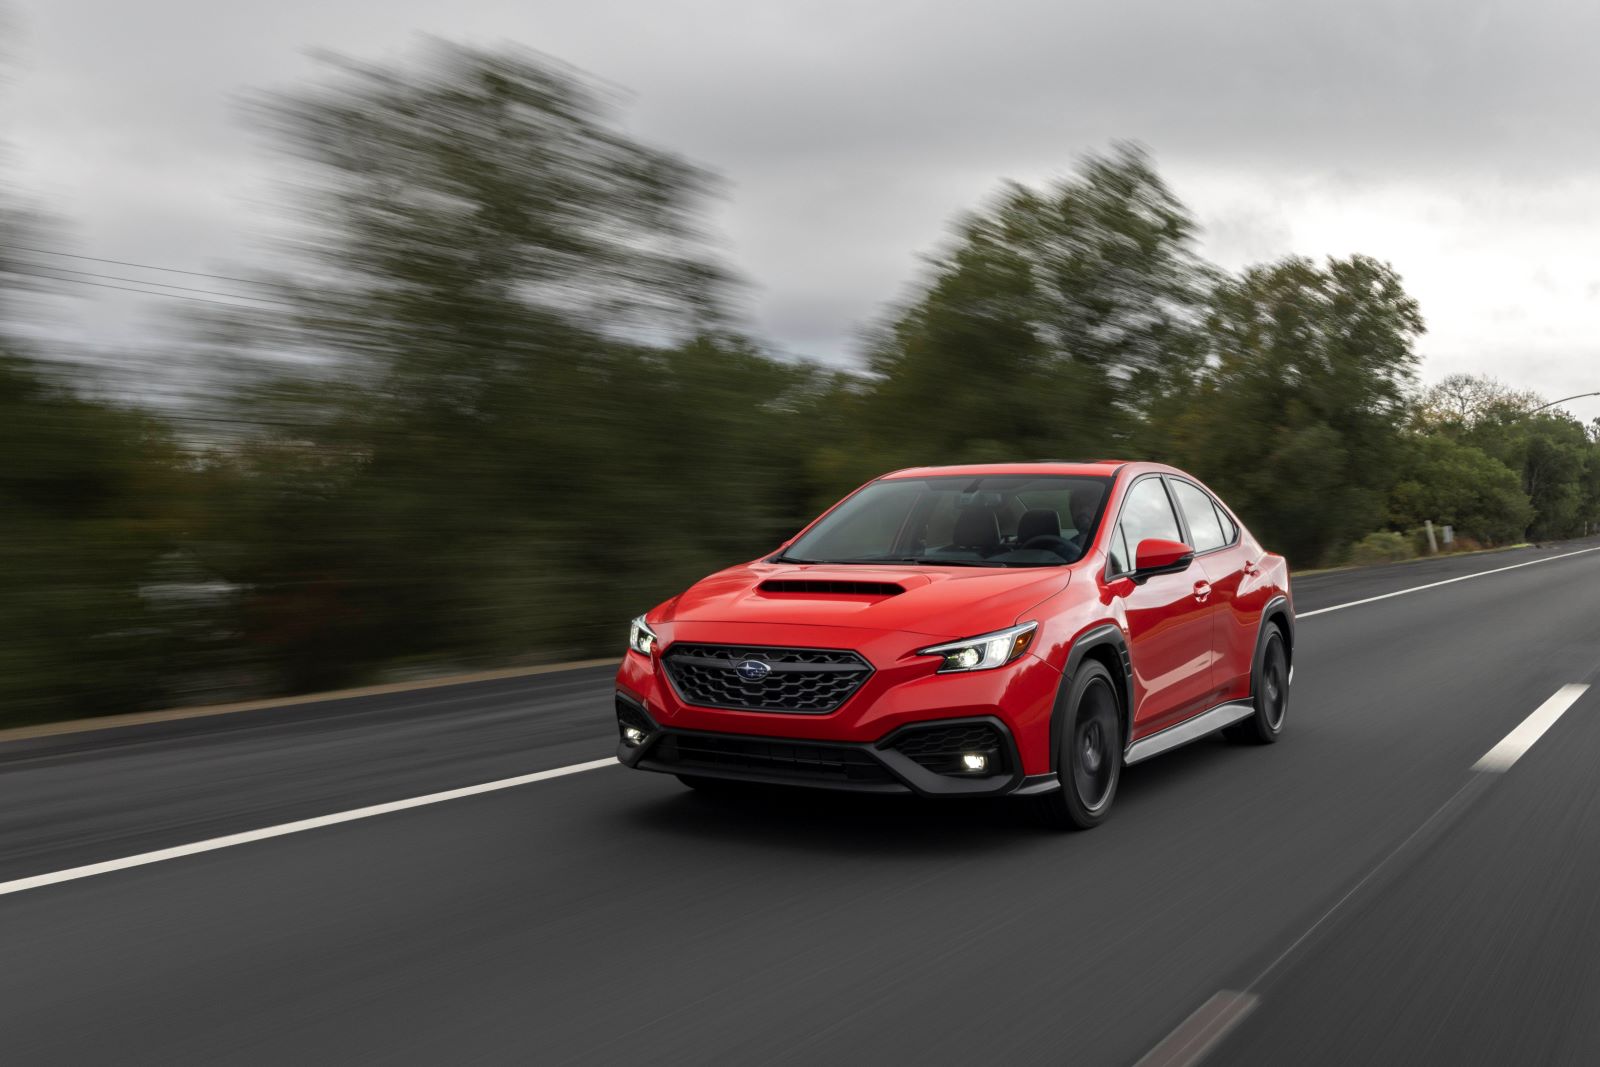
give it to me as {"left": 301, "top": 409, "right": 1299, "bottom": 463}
{"left": 757, "top": 579, "right": 905, "bottom": 598}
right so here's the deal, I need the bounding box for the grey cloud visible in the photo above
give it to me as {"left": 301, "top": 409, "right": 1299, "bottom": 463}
{"left": 9, "top": 0, "right": 1600, "bottom": 380}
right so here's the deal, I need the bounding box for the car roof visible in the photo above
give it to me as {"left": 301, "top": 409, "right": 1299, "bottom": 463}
{"left": 879, "top": 460, "right": 1145, "bottom": 480}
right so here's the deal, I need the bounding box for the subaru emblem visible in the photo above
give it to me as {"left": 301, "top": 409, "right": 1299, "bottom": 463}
{"left": 735, "top": 659, "right": 772, "bottom": 681}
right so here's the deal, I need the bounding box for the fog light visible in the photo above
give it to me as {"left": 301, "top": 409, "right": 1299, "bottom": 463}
{"left": 961, "top": 752, "right": 987, "bottom": 772}
{"left": 622, "top": 725, "right": 646, "bottom": 747}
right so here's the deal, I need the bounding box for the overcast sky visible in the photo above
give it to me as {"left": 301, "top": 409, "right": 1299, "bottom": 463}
{"left": 5, "top": 0, "right": 1600, "bottom": 421}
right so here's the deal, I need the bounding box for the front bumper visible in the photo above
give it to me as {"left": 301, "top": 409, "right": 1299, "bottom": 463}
{"left": 615, "top": 694, "right": 1057, "bottom": 798}
{"left": 616, "top": 621, "right": 1064, "bottom": 777}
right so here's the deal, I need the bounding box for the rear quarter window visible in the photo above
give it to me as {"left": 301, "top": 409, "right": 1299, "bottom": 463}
{"left": 1170, "top": 479, "right": 1229, "bottom": 553}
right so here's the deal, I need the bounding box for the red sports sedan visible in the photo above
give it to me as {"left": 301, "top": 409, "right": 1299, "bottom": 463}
{"left": 614, "top": 461, "right": 1293, "bottom": 829}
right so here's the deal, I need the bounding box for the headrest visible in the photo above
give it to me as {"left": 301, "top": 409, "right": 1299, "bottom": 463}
{"left": 951, "top": 509, "right": 1001, "bottom": 550}
{"left": 1016, "top": 508, "right": 1062, "bottom": 544}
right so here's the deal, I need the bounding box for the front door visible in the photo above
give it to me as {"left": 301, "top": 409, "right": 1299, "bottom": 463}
{"left": 1107, "top": 476, "right": 1217, "bottom": 739}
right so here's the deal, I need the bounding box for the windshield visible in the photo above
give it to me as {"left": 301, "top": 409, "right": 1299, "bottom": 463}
{"left": 782, "top": 474, "right": 1113, "bottom": 567}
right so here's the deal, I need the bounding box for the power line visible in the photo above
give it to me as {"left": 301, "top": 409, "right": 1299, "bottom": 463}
{"left": 6, "top": 244, "right": 262, "bottom": 286}
{"left": 20, "top": 262, "right": 272, "bottom": 301}
{"left": 7, "top": 266, "right": 284, "bottom": 311}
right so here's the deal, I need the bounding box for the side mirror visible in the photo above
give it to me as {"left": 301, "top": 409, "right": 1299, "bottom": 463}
{"left": 1134, "top": 538, "right": 1194, "bottom": 578}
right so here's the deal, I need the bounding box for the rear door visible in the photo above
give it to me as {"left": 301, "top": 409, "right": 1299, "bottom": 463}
{"left": 1109, "top": 475, "right": 1217, "bottom": 738}
{"left": 1167, "top": 477, "right": 1254, "bottom": 702}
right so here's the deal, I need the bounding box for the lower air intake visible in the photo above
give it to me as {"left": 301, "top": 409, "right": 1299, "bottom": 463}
{"left": 649, "top": 732, "right": 897, "bottom": 785}
{"left": 886, "top": 722, "right": 1007, "bottom": 776}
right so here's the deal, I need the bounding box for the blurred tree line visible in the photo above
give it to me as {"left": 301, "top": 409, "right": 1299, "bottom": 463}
{"left": 4, "top": 43, "right": 1599, "bottom": 723}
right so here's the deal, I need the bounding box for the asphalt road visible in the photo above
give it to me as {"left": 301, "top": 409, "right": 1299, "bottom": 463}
{"left": 4, "top": 541, "right": 1600, "bottom": 1065}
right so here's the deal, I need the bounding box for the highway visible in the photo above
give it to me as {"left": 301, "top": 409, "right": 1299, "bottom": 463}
{"left": 4, "top": 541, "right": 1600, "bottom": 1065}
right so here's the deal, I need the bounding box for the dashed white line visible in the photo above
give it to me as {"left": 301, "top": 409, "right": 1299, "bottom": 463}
{"left": 1132, "top": 991, "right": 1260, "bottom": 1067}
{"left": 1298, "top": 545, "right": 1600, "bottom": 619}
{"left": 1136, "top": 681, "right": 1593, "bottom": 1065}
{"left": 0, "top": 757, "right": 618, "bottom": 898}
{"left": 1473, "top": 684, "right": 1590, "bottom": 773}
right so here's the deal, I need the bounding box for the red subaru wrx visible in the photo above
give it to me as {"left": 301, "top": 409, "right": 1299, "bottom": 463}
{"left": 614, "top": 461, "right": 1292, "bottom": 828}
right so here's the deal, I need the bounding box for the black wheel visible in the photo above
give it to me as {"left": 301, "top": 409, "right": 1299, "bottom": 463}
{"left": 1034, "top": 660, "right": 1123, "bottom": 830}
{"left": 1227, "top": 623, "right": 1288, "bottom": 744}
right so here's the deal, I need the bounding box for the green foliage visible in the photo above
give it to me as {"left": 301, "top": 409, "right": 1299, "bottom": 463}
{"left": 1347, "top": 531, "right": 1417, "bottom": 567}
{"left": 1415, "top": 373, "right": 1596, "bottom": 539}
{"left": 1169, "top": 256, "right": 1424, "bottom": 566}
{"left": 1389, "top": 434, "right": 1533, "bottom": 544}
{"left": 863, "top": 144, "right": 1210, "bottom": 466}
{"left": 189, "top": 45, "right": 841, "bottom": 693}
{"left": 0, "top": 352, "right": 197, "bottom": 723}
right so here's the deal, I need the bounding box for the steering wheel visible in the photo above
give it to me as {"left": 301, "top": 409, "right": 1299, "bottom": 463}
{"left": 1020, "top": 535, "right": 1075, "bottom": 558}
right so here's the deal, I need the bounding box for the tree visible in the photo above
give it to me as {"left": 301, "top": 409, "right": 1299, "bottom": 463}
{"left": 196, "top": 44, "right": 811, "bottom": 689}
{"left": 863, "top": 145, "right": 1211, "bottom": 466}
{"left": 0, "top": 350, "right": 193, "bottom": 723}
{"left": 1424, "top": 375, "right": 1598, "bottom": 539}
{"left": 1174, "top": 256, "right": 1424, "bottom": 566}
{"left": 1388, "top": 434, "right": 1532, "bottom": 544}
{"left": 1413, "top": 372, "right": 1540, "bottom": 434}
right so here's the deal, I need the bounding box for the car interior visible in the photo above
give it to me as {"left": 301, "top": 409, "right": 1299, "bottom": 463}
{"left": 920, "top": 483, "right": 1107, "bottom": 564}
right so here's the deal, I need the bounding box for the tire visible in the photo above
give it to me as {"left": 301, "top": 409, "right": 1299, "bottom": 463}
{"left": 1034, "top": 660, "right": 1123, "bottom": 830}
{"left": 1227, "top": 622, "right": 1289, "bottom": 744}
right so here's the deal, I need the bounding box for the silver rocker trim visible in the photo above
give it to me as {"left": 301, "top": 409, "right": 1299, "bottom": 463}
{"left": 1124, "top": 700, "right": 1255, "bottom": 765}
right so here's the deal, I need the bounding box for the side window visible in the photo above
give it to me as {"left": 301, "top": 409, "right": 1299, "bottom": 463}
{"left": 1213, "top": 502, "right": 1239, "bottom": 545}
{"left": 1170, "top": 480, "right": 1228, "bottom": 553}
{"left": 1112, "top": 478, "right": 1183, "bottom": 573}
{"left": 1109, "top": 524, "right": 1131, "bottom": 573}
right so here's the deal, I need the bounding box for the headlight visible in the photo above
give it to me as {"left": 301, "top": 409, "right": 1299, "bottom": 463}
{"left": 917, "top": 622, "right": 1037, "bottom": 673}
{"left": 627, "top": 615, "right": 659, "bottom": 657}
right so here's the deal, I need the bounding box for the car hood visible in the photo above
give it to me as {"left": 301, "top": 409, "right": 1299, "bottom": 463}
{"left": 656, "top": 563, "right": 1072, "bottom": 640}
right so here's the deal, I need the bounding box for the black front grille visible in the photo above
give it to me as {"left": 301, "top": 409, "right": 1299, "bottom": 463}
{"left": 662, "top": 644, "right": 872, "bottom": 713}
{"left": 649, "top": 732, "right": 896, "bottom": 784}
{"left": 887, "top": 722, "right": 1006, "bottom": 775}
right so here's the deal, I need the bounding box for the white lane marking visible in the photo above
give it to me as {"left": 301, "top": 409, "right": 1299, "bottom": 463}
{"left": 1133, "top": 990, "right": 1259, "bottom": 1067}
{"left": 1474, "top": 685, "right": 1590, "bottom": 773}
{"left": 0, "top": 757, "right": 618, "bottom": 898}
{"left": 1133, "top": 677, "right": 1594, "bottom": 1065}
{"left": 1298, "top": 545, "right": 1600, "bottom": 619}
{"left": 1136, "top": 774, "right": 1494, "bottom": 1066}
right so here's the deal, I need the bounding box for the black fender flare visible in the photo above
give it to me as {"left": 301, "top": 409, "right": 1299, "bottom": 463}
{"left": 1252, "top": 595, "right": 1294, "bottom": 698}
{"left": 1051, "top": 624, "right": 1134, "bottom": 771}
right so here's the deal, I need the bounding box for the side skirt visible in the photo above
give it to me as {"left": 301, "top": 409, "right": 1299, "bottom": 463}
{"left": 1124, "top": 700, "right": 1255, "bottom": 766}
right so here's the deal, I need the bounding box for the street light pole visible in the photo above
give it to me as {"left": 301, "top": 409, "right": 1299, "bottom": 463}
{"left": 1528, "top": 391, "right": 1600, "bottom": 414}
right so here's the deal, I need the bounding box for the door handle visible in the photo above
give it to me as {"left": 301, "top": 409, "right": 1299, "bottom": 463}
{"left": 1193, "top": 580, "right": 1212, "bottom": 603}
{"left": 1242, "top": 559, "right": 1261, "bottom": 576}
